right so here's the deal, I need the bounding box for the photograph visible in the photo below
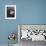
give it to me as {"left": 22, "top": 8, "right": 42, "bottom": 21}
{"left": 5, "top": 5, "right": 16, "bottom": 19}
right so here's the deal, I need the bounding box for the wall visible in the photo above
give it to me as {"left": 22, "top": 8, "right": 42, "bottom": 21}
{"left": 0, "top": 0, "right": 46, "bottom": 44}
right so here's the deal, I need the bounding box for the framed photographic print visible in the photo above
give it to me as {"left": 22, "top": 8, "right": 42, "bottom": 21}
{"left": 5, "top": 5, "right": 16, "bottom": 19}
